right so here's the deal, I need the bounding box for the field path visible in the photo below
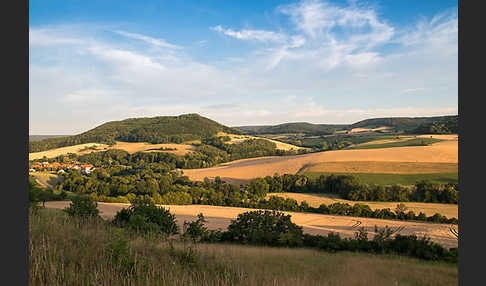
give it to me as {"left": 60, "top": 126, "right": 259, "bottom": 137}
{"left": 183, "top": 139, "right": 458, "bottom": 184}
{"left": 44, "top": 201, "right": 458, "bottom": 249}
{"left": 33, "top": 175, "right": 52, "bottom": 189}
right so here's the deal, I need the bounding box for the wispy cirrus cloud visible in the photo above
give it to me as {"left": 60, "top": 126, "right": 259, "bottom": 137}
{"left": 113, "top": 30, "right": 181, "bottom": 49}
{"left": 211, "top": 25, "right": 286, "bottom": 42}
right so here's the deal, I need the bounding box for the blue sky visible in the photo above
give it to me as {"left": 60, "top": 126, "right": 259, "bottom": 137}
{"left": 29, "top": 0, "right": 458, "bottom": 134}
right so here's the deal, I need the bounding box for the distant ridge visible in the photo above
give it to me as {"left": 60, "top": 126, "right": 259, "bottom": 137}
{"left": 29, "top": 113, "right": 242, "bottom": 152}
{"left": 234, "top": 115, "right": 458, "bottom": 135}
{"left": 29, "top": 135, "right": 71, "bottom": 142}
{"left": 30, "top": 114, "right": 458, "bottom": 153}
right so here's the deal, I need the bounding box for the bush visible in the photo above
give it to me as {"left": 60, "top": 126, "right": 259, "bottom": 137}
{"left": 63, "top": 195, "right": 100, "bottom": 219}
{"left": 225, "top": 210, "right": 303, "bottom": 247}
{"left": 112, "top": 197, "right": 179, "bottom": 236}
{"left": 182, "top": 213, "right": 208, "bottom": 243}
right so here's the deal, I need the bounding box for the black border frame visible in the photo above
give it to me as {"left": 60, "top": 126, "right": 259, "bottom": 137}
{"left": 3, "top": 0, "right": 480, "bottom": 285}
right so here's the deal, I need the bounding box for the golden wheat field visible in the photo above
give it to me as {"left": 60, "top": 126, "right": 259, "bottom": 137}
{"left": 44, "top": 201, "right": 458, "bottom": 248}
{"left": 217, "top": 132, "right": 309, "bottom": 151}
{"left": 266, "top": 193, "right": 458, "bottom": 218}
{"left": 182, "top": 137, "right": 458, "bottom": 184}
{"left": 349, "top": 126, "right": 391, "bottom": 133}
{"left": 110, "top": 141, "right": 195, "bottom": 155}
{"left": 29, "top": 143, "right": 108, "bottom": 160}
{"left": 355, "top": 136, "right": 414, "bottom": 146}
{"left": 29, "top": 141, "right": 195, "bottom": 160}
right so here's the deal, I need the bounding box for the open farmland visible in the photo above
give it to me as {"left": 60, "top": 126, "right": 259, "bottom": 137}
{"left": 44, "top": 201, "right": 458, "bottom": 249}
{"left": 29, "top": 141, "right": 195, "bottom": 160}
{"left": 350, "top": 137, "right": 443, "bottom": 149}
{"left": 266, "top": 193, "right": 458, "bottom": 218}
{"left": 109, "top": 141, "right": 195, "bottom": 155}
{"left": 299, "top": 161, "right": 457, "bottom": 174}
{"left": 29, "top": 143, "right": 108, "bottom": 160}
{"left": 182, "top": 137, "right": 458, "bottom": 184}
{"left": 349, "top": 126, "right": 391, "bottom": 133}
{"left": 304, "top": 172, "right": 458, "bottom": 185}
{"left": 217, "top": 132, "right": 309, "bottom": 151}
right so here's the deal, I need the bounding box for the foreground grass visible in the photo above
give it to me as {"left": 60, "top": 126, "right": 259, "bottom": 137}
{"left": 305, "top": 172, "right": 458, "bottom": 185}
{"left": 30, "top": 208, "right": 457, "bottom": 285}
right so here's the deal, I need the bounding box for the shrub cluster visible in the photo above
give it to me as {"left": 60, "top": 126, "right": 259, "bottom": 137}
{"left": 63, "top": 195, "right": 100, "bottom": 219}
{"left": 112, "top": 198, "right": 179, "bottom": 236}
{"left": 201, "top": 211, "right": 457, "bottom": 263}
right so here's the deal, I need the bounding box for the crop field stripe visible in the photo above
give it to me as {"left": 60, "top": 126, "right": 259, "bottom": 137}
{"left": 304, "top": 172, "right": 458, "bottom": 185}
{"left": 349, "top": 138, "right": 444, "bottom": 149}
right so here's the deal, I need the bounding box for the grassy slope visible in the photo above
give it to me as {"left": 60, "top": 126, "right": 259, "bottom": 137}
{"left": 304, "top": 172, "right": 458, "bottom": 185}
{"left": 30, "top": 208, "right": 457, "bottom": 286}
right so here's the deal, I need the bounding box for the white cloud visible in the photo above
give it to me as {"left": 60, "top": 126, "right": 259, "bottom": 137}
{"left": 401, "top": 88, "right": 425, "bottom": 94}
{"left": 29, "top": 28, "right": 83, "bottom": 46}
{"left": 113, "top": 30, "right": 181, "bottom": 49}
{"left": 211, "top": 25, "right": 286, "bottom": 42}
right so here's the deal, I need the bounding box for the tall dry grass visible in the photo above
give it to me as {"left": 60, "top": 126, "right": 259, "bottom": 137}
{"left": 29, "top": 208, "right": 457, "bottom": 286}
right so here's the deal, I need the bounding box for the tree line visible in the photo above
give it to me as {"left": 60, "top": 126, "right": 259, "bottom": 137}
{"left": 57, "top": 165, "right": 457, "bottom": 224}
{"left": 257, "top": 173, "right": 458, "bottom": 204}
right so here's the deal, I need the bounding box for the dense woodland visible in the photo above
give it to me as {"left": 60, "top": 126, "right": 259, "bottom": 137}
{"left": 413, "top": 116, "right": 458, "bottom": 134}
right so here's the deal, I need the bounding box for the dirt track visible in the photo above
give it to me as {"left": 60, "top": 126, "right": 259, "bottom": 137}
{"left": 44, "top": 201, "right": 458, "bottom": 249}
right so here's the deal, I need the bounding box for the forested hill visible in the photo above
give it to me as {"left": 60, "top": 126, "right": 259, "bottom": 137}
{"left": 234, "top": 115, "right": 458, "bottom": 135}
{"left": 234, "top": 122, "right": 347, "bottom": 135}
{"left": 29, "top": 114, "right": 242, "bottom": 152}
{"left": 350, "top": 115, "right": 457, "bottom": 132}
{"left": 412, "top": 116, "right": 458, "bottom": 134}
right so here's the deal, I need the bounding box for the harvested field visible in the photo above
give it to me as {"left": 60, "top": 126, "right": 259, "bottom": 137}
{"left": 217, "top": 132, "right": 309, "bottom": 151}
{"left": 266, "top": 193, "right": 458, "bottom": 218}
{"left": 29, "top": 141, "right": 195, "bottom": 160}
{"left": 417, "top": 134, "right": 458, "bottom": 140}
{"left": 356, "top": 136, "right": 414, "bottom": 146}
{"left": 111, "top": 141, "right": 195, "bottom": 155}
{"left": 29, "top": 143, "right": 108, "bottom": 160}
{"left": 44, "top": 201, "right": 458, "bottom": 248}
{"left": 300, "top": 161, "right": 458, "bottom": 174}
{"left": 349, "top": 126, "right": 391, "bottom": 133}
{"left": 183, "top": 139, "right": 458, "bottom": 184}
